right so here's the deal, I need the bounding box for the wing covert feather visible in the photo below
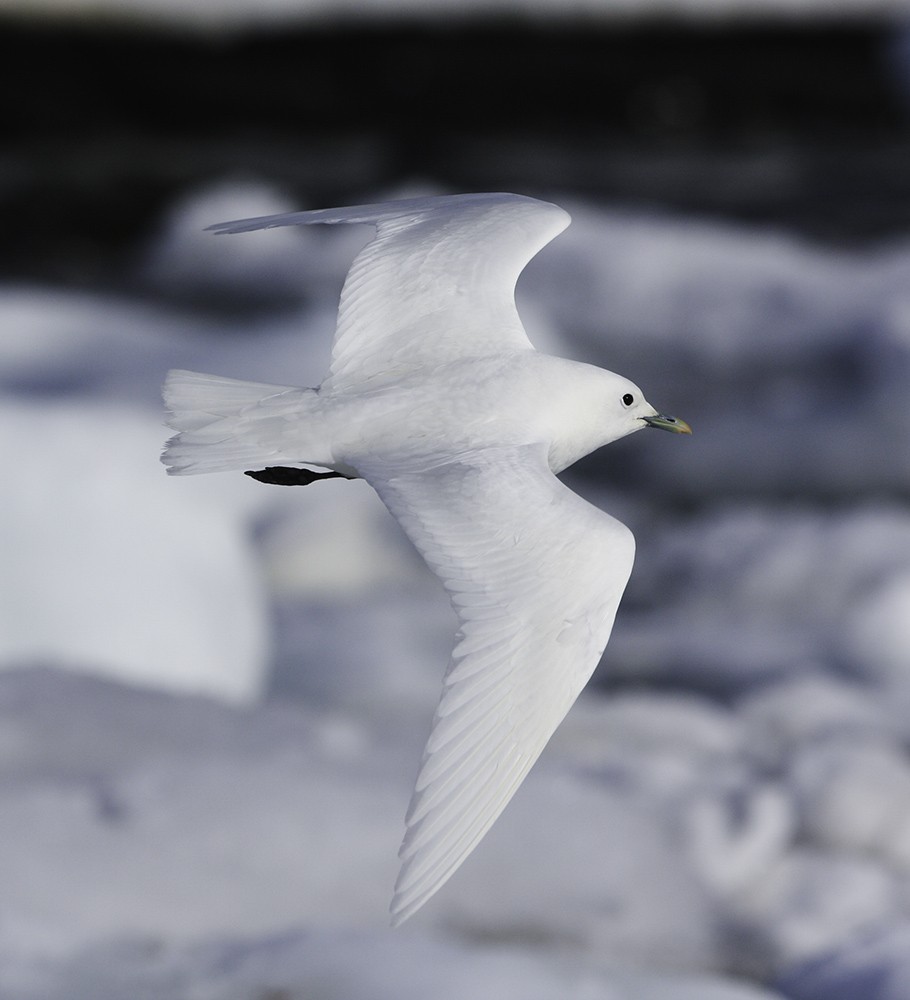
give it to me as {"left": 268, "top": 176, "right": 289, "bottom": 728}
{"left": 208, "top": 193, "right": 570, "bottom": 389}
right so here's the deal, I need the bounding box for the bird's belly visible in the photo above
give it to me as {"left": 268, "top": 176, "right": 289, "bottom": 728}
{"left": 325, "top": 356, "right": 551, "bottom": 471}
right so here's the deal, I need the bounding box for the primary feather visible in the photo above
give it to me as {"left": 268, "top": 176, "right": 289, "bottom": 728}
{"left": 364, "top": 444, "right": 634, "bottom": 924}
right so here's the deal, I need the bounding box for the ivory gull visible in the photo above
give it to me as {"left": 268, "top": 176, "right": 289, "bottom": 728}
{"left": 161, "top": 192, "right": 690, "bottom": 924}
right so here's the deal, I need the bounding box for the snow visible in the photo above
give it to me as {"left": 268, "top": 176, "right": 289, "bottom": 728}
{"left": 0, "top": 401, "right": 268, "bottom": 702}
{"left": 4, "top": 178, "right": 910, "bottom": 997}
{"left": 608, "top": 505, "right": 910, "bottom": 698}
{"left": 1, "top": 925, "right": 789, "bottom": 1000}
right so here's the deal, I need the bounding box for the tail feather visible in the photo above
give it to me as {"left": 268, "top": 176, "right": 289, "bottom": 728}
{"left": 161, "top": 369, "right": 317, "bottom": 476}
{"left": 163, "top": 369, "right": 291, "bottom": 430}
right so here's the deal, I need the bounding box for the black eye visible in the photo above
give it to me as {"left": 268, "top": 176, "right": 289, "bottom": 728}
{"left": 622, "top": 393, "right": 634, "bottom": 407}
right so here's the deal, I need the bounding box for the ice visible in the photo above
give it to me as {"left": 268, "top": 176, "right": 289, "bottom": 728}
{"left": 609, "top": 505, "right": 910, "bottom": 698}
{"left": 539, "top": 207, "right": 910, "bottom": 498}
{"left": 0, "top": 930, "right": 791, "bottom": 1000}
{"left": 0, "top": 670, "right": 720, "bottom": 970}
{"left": 0, "top": 670, "right": 403, "bottom": 956}
{"left": 540, "top": 207, "right": 859, "bottom": 370}
{"left": 843, "top": 571, "right": 910, "bottom": 693}
{"left": 740, "top": 675, "right": 901, "bottom": 758}
{"left": 0, "top": 401, "right": 268, "bottom": 702}
{"left": 779, "top": 922, "right": 910, "bottom": 1000}
{"left": 733, "top": 850, "right": 902, "bottom": 972}
{"left": 140, "top": 181, "right": 325, "bottom": 304}
{"left": 256, "top": 477, "right": 426, "bottom": 600}
{"left": 792, "top": 741, "right": 910, "bottom": 870}
{"left": 5, "top": 179, "right": 910, "bottom": 996}
{"left": 139, "top": 180, "right": 421, "bottom": 330}
{"left": 0, "top": 670, "right": 792, "bottom": 1000}
{"left": 0, "top": 284, "right": 333, "bottom": 404}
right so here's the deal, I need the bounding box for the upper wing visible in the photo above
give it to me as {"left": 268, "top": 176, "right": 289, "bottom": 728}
{"left": 207, "top": 193, "right": 570, "bottom": 390}
{"left": 359, "top": 443, "right": 635, "bottom": 925}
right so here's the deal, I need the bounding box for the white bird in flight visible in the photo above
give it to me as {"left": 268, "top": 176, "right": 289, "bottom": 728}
{"left": 161, "top": 192, "right": 690, "bottom": 925}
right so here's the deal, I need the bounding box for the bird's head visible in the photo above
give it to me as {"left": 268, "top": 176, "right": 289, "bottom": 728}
{"left": 608, "top": 375, "right": 692, "bottom": 440}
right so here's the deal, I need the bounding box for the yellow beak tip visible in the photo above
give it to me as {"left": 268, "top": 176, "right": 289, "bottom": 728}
{"left": 644, "top": 414, "right": 692, "bottom": 435}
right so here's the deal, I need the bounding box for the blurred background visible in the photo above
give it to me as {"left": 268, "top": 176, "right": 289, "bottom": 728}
{"left": 4, "top": 1, "right": 910, "bottom": 998}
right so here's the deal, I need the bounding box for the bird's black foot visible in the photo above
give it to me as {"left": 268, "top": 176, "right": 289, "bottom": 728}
{"left": 244, "top": 467, "right": 349, "bottom": 486}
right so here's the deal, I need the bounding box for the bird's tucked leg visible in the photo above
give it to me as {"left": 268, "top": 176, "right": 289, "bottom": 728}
{"left": 244, "top": 467, "right": 351, "bottom": 486}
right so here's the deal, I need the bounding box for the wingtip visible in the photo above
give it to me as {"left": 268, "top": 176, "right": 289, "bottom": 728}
{"left": 389, "top": 887, "right": 418, "bottom": 928}
{"left": 203, "top": 192, "right": 569, "bottom": 239}
{"left": 204, "top": 219, "right": 262, "bottom": 236}
{"left": 203, "top": 215, "right": 294, "bottom": 235}
{"left": 389, "top": 849, "right": 444, "bottom": 928}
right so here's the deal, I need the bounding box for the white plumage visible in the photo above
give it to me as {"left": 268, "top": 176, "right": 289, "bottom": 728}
{"left": 161, "top": 192, "right": 690, "bottom": 924}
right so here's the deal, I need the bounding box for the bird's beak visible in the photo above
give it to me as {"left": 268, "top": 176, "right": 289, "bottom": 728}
{"left": 642, "top": 413, "right": 692, "bottom": 434}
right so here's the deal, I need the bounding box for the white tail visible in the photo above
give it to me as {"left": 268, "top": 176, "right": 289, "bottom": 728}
{"left": 161, "top": 369, "right": 319, "bottom": 475}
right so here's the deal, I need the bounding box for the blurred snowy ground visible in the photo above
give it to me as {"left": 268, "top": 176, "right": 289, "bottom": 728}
{"left": 4, "top": 176, "right": 910, "bottom": 1000}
